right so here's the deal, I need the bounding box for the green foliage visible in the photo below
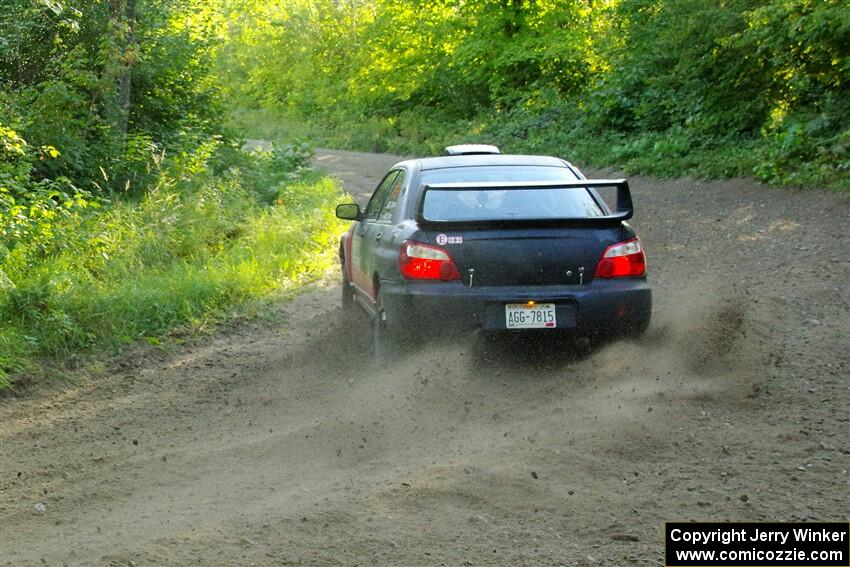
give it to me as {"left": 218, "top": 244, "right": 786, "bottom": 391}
{"left": 0, "top": 0, "right": 227, "bottom": 195}
{"left": 0, "top": 141, "right": 348, "bottom": 387}
{"left": 224, "top": 0, "right": 850, "bottom": 191}
{"left": 0, "top": 126, "right": 100, "bottom": 268}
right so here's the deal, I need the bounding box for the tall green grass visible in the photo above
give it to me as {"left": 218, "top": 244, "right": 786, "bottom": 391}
{"left": 0, "top": 142, "right": 349, "bottom": 389}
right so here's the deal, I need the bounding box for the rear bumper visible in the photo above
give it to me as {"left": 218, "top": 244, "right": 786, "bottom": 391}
{"left": 380, "top": 278, "right": 651, "bottom": 335}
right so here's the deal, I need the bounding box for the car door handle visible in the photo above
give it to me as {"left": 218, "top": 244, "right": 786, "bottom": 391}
{"left": 375, "top": 232, "right": 383, "bottom": 241}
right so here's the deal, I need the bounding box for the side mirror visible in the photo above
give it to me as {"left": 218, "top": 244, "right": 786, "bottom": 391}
{"left": 335, "top": 203, "right": 362, "bottom": 221}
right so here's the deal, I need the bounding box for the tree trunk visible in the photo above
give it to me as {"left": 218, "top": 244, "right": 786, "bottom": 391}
{"left": 106, "top": 0, "right": 137, "bottom": 139}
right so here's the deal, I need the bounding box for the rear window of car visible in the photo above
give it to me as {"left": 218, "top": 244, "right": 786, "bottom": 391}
{"left": 419, "top": 166, "right": 605, "bottom": 221}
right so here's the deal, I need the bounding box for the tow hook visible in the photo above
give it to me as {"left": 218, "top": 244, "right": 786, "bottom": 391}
{"left": 567, "top": 267, "right": 585, "bottom": 285}
{"left": 467, "top": 268, "right": 475, "bottom": 288}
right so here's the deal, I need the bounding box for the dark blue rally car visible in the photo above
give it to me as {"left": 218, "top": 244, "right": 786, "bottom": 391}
{"left": 335, "top": 145, "right": 651, "bottom": 353}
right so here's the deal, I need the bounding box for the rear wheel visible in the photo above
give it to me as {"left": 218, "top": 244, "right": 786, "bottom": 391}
{"left": 590, "top": 314, "right": 651, "bottom": 348}
{"left": 372, "top": 286, "right": 418, "bottom": 363}
{"left": 372, "top": 291, "right": 393, "bottom": 364}
{"left": 372, "top": 314, "right": 390, "bottom": 364}
{"left": 627, "top": 314, "right": 651, "bottom": 338}
{"left": 622, "top": 308, "right": 652, "bottom": 340}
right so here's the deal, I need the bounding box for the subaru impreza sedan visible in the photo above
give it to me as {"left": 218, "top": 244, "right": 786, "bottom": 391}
{"left": 335, "top": 144, "right": 651, "bottom": 357}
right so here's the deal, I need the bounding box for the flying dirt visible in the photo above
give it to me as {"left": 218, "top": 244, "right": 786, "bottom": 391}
{"left": 1, "top": 149, "right": 848, "bottom": 566}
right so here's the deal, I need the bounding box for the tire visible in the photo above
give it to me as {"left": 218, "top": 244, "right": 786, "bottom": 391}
{"left": 623, "top": 311, "right": 651, "bottom": 340}
{"left": 340, "top": 269, "right": 360, "bottom": 323}
{"left": 628, "top": 315, "right": 651, "bottom": 338}
{"left": 585, "top": 331, "right": 611, "bottom": 351}
{"left": 372, "top": 292, "right": 393, "bottom": 364}
{"left": 589, "top": 315, "right": 650, "bottom": 348}
{"left": 472, "top": 329, "right": 505, "bottom": 362}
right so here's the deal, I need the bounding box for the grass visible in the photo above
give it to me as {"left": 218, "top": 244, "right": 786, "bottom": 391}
{"left": 0, "top": 143, "right": 350, "bottom": 389}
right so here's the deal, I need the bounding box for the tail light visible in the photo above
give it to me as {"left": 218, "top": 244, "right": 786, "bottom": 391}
{"left": 594, "top": 237, "right": 646, "bottom": 278}
{"left": 399, "top": 240, "right": 461, "bottom": 281}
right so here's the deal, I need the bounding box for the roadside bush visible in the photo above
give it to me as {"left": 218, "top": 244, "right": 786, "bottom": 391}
{"left": 0, "top": 140, "right": 348, "bottom": 388}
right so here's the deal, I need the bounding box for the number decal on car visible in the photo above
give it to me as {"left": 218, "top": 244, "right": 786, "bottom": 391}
{"left": 435, "top": 233, "right": 462, "bottom": 245}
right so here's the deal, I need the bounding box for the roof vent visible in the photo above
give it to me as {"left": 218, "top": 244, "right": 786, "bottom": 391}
{"left": 444, "top": 144, "right": 500, "bottom": 156}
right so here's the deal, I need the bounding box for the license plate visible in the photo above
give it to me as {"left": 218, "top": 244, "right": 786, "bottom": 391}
{"left": 505, "top": 303, "right": 557, "bottom": 329}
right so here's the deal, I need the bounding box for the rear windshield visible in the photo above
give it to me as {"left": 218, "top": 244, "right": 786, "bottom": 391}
{"left": 419, "top": 166, "right": 605, "bottom": 222}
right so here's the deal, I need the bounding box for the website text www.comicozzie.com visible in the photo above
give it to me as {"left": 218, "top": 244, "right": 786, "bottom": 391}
{"left": 673, "top": 548, "right": 844, "bottom": 564}
{"left": 665, "top": 523, "right": 850, "bottom": 567}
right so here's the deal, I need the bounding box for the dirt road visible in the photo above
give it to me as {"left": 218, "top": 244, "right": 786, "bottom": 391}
{"left": 1, "top": 149, "right": 848, "bottom": 566}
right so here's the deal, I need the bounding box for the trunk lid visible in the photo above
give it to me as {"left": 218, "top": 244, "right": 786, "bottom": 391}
{"left": 421, "top": 226, "right": 620, "bottom": 287}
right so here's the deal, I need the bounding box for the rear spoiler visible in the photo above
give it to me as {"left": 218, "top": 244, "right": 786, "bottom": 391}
{"left": 419, "top": 179, "right": 633, "bottom": 224}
